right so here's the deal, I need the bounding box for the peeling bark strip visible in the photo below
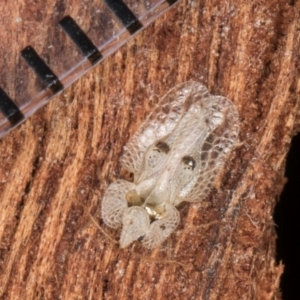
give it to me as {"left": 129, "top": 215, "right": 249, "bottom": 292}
{"left": 0, "top": 0, "right": 299, "bottom": 299}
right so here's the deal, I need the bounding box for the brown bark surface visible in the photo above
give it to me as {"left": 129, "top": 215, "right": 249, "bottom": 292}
{"left": 0, "top": 0, "right": 299, "bottom": 299}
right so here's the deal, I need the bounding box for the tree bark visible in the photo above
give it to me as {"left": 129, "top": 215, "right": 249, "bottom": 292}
{"left": 0, "top": 0, "right": 299, "bottom": 299}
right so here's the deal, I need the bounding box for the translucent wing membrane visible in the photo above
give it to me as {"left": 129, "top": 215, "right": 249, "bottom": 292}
{"left": 174, "top": 95, "right": 240, "bottom": 204}
{"left": 120, "top": 81, "right": 209, "bottom": 175}
{"left": 101, "top": 81, "right": 239, "bottom": 248}
{"left": 120, "top": 207, "right": 150, "bottom": 248}
{"left": 141, "top": 203, "right": 180, "bottom": 249}
{"left": 102, "top": 180, "right": 136, "bottom": 228}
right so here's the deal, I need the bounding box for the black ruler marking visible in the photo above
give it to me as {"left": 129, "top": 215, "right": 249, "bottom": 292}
{"left": 59, "top": 16, "right": 102, "bottom": 64}
{"left": 165, "top": 0, "right": 178, "bottom": 5}
{"left": 103, "top": 0, "right": 143, "bottom": 35}
{"left": 0, "top": 87, "right": 24, "bottom": 125}
{"left": 21, "top": 46, "right": 64, "bottom": 94}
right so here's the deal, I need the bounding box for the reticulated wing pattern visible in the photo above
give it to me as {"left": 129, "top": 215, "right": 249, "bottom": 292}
{"left": 142, "top": 203, "right": 180, "bottom": 249}
{"left": 101, "top": 81, "right": 240, "bottom": 249}
{"left": 176, "top": 95, "right": 239, "bottom": 204}
{"left": 121, "top": 82, "right": 209, "bottom": 176}
{"left": 120, "top": 206, "right": 150, "bottom": 248}
{"left": 101, "top": 180, "right": 135, "bottom": 228}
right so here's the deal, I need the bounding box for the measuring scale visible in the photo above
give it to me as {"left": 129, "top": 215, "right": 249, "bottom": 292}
{"left": 0, "top": 0, "right": 178, "bottom": 138}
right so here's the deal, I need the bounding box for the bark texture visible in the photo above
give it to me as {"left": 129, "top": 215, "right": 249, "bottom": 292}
{"left": 0, "top": 0, "right": 299, "bottom": 299}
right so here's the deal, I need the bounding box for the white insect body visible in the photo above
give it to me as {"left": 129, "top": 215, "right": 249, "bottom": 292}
{"left": 101, "top": 81, "right": 239, "bottom": 249}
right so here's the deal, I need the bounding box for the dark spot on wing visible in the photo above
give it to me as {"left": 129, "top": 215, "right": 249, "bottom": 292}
{"left": 182, "top": 155, "right": 196, "bottom": 170}
{"left": 154, "top": 141, "right": 170, "bottom": 154}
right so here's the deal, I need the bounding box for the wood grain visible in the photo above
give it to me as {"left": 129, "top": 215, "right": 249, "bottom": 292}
{"left": 0, "top": 0, "right": 299, "bottom": 299}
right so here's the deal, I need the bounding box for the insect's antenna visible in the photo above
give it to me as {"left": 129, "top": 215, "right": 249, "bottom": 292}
{"left": 89, "top": 213, "right": 118, "bottom": 245}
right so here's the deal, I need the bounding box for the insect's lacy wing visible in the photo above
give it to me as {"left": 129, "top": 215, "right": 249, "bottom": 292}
{"left": 120, "top": 206, "right": 150, "bottom": 248}
{"left": 142, "top": 203, "right": 180, "bottom": 249}
{"left": 101, "top": 180, "right": 136, "bottom": 228}
{"left": 120, "top": 81, "right": 209, "bottom": 175}
{"left": 178, "top": 95, "right": 239, "bottom": 204}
